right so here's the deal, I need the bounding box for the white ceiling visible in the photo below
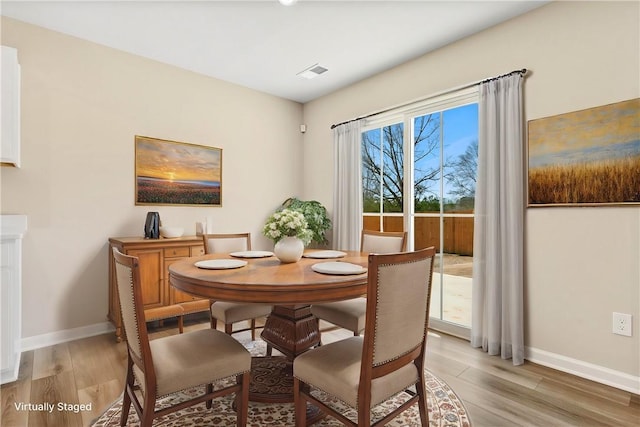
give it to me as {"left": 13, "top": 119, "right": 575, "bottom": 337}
{"left": 1, "top": 0, "right": 548, "bottom": 103}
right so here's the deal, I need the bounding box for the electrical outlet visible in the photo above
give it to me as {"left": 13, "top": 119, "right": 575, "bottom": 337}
{"left": 612, "top": 312, "right": 632, "bottom": 337}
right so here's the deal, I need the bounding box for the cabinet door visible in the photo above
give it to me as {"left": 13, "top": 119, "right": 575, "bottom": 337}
{"left": 191, "top": 245, "right": 205, "bottom": 257}
{"left": 127, "top": 249, "right": 164, "bottom": 308}
{"left": 166, "top": 257, "right": 200, "bottom": 304}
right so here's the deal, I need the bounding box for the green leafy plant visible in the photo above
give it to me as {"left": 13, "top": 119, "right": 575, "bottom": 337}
{"left": 280, "top": 197, "right": 331, "bottom": 245}
{"left": 262, "top": 208, "right": 313, "bottom": 245}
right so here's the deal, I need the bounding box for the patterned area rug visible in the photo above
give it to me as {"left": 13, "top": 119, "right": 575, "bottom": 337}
{"left": 92, "top": 341, "right": 470, "bottom": 427}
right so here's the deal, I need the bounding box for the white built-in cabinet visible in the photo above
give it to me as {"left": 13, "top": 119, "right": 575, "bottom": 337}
{"left": 0, "top": 215, "right": 27, "bottom": 384}
{"left": 1, "top": 46, "right": 21, "bottom": 167}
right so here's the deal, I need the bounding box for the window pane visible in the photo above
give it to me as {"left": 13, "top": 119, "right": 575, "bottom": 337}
{"left": 441, "top": 251, "right": 473, "bottom": 326}
{"left": 362, "top": 128, "right": 381, "bottom": 213}
{"left": 443, "top": 103, "right": 478, "bottom": 213}
{"left": 414, "top": 113, "right": 441, "bottom": 214}
{"left": 441, "top": 103, "right": 476, "bottom": 328}
{"left": 382, "top": 123, "right": 404, "bottom": 213}
{"left": 414, "top": 216, "right": 440, "bottom": 251}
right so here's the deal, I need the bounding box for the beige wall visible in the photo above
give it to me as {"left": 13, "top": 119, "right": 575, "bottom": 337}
{"left": 302, "top": 1, "right": 639, "bottom": 379}
{"left": 1, "top": 17, "right": 304, "bottom": 338}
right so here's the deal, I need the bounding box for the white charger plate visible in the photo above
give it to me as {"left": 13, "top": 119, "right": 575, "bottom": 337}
{"left": 311, "top": 261, "right": 367, "bottom": 275}
{"left": 229, "top": 251, "right": 274, "bottom": 258}
{"left": 194, "top": 259, "right": 248, "bottom": 270}
{"left": 303, "top": 250, "right": 347, "bottom": 259}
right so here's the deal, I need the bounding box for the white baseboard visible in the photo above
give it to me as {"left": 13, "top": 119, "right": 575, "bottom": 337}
{"left": 1, "top": 360, "right": 20, "bottom": 385}
{"left": 20, "top": 322, "right": 115, "bottom": 352}
{"left": 526, "top": 346, "right": 640, "bottom": 395}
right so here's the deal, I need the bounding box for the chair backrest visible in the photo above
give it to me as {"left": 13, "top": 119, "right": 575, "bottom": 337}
{"left": 361, "top": 247, "right": 435, "bottom": 382}
{"left": 202, "top": 233, "right": 251, "bottom": 254}
{"left": 112, "top": 248, "right": 153, "bottom": 385}
{"left": 360, "top": 230, "right": 407, "bottom": 253}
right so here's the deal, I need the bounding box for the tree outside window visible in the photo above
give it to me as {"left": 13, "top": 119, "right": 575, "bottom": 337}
{"left": 362, "top": 103, "right": 478, "bottom": 216}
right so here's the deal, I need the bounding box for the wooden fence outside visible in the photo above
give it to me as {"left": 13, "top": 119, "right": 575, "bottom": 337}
{"left": 363, "top": 214, "right": 474, "bottom": 256}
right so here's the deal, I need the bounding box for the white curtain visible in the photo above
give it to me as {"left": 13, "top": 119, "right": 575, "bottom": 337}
{"left": 332, "top": 120, "right": 364, "bottom": 251}
{"left": 471, "top": 72, "right": 525, "bottom": 365}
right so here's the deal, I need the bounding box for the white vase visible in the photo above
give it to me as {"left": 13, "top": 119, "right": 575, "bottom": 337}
{"left": 274, "top": 236, "right": 304, "bottom": 263}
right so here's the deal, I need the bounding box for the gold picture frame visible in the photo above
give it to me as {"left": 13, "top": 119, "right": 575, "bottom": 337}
{"left": 135, "top": 135, "right": 222, "bottom": 206}
{"left": 528, "top": 98, "right": 640, "bottom": 207}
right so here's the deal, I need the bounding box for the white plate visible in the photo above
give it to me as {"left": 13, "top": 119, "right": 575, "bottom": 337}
{"left": 194, "top": 259, "right": 248, "bottom": 270}
{"left": 311, "top": 262, "right": 367, "bottom": 276}
{"left": 303, "top": 250, "right": 347, "bottom": 259}
{"left": 229, "top": 251, "right": 274, "bottom": 258}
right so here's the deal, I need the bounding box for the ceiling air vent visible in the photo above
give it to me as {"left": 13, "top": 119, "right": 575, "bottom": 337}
{"left": 297, "top": 64, "right": 328, "bottom": 80}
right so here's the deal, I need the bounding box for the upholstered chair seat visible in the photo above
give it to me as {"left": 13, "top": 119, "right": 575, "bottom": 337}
{"left": 210, "top": 302, "right": 275, "bottom": 327}
{"left": 294, "top": 336, "right": 419, "bottom": 408}
{"left": 309, "top": 297, "right": 367, "bottom": 336}
{"left": 143, "top": 329, "right": 251, "bottom": 397}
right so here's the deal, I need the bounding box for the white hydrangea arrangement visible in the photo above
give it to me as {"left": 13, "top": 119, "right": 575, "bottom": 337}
{"left": 262, "top": 208, "right": 312, "bottom": 245}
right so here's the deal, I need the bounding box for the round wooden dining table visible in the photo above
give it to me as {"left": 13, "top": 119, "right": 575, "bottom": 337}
{"left": 169, "top": 250, "right": 368, "bottom": 420}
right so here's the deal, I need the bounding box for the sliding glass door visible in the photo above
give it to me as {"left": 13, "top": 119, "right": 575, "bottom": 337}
{"left": 362, "top": 90, "right": 478, "bottom": 337}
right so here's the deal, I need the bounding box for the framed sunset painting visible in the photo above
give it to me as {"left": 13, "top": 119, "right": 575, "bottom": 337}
{"left": 528, "top": 98, "right": 640, "bottom": 206}
{"left": 135, "top": 136, "right": 222, "bottom": 206}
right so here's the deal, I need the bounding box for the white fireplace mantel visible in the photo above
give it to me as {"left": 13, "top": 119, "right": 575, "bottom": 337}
{"left": 1, "top": 214, "right": 27, "bottom": 384}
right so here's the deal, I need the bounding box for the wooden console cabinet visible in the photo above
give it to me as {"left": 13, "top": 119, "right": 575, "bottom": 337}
{"left": 108, "top": 236, "right": 210, "bottom": 342}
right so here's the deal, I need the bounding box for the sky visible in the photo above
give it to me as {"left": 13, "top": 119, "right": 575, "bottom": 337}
{"left": 528, "top": 98, "right": 639, "bottom": 168}
{"left": 442, "top": 103, "right": 478, "bottom": 158}
{"left": 135, "top": 136, "right": 221, "bottom": 183}
{"left": 418, "top": 103, "right": 478, "bottom": 199}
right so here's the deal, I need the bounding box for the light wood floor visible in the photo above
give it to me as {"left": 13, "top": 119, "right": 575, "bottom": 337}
{"left": 1, "top": 315, "right": 638, "bottom": 426}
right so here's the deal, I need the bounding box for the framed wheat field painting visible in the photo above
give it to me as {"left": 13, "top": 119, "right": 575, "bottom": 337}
{"left": 135, "top": 136, "right": 222, "bottom": 206}
{"left": 527, "top": 98, "right": 640, "bottom": 207}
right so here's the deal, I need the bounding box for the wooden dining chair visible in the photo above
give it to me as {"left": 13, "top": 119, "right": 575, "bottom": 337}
{"left": 294, "top": 247, "right": 435, "bottom": 427}
{"left": 310, "top": 230, "right": 407, "bottom": 342}
{"left": 360, "top": 229, "right": 408, "bottom": 254}
{"left": 112, "top": 248, "right": 251, "bottom": 427}
{"left": 203, "top": 233, "right": 273, "bottom": 350}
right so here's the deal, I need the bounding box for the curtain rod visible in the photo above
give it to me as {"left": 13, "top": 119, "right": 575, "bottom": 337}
{"left": 330, "top": 68, "right": 527, "bottom": 129}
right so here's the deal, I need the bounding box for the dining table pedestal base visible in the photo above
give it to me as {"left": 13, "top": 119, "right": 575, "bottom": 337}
{"left": 254, "top": 304, "right": 324, "bottom": 423}
{"left": 260, "top": 305, "right": 320, "bottom": 359}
